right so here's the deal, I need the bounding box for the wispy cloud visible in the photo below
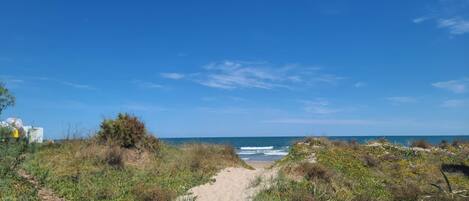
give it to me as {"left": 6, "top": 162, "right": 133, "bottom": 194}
{"left": 354, "top": 82, "right": 366, "bottom": 88}
{"left": 263, "top": 118, "right": 377, "bottom": 125}
{"left": 132, "top": 80, "right": 163, "bottom": 89}
{"left": 61, "top": 81, "right": 96, "bottom": 90}
{"left": 197, "top": 61, "right": 281, "bottom": 89}
{"left": 164, "top": 60, "right": 343, "bottom": 90}
{"left": 3, "top": 75, "right": 97, "bottom": 90}
{"left": 432, "top": 78, "right": 468, "bottom": 93}
{"left": 413, "top": 0, "right": 469, "bottom": 35}
{"left": 437, "top": 18, "right": 469, "bottom": 35}
{"left": 413, "top": 17, "right": 429, "bottom": 24}
{"left": 195, "top": 106, "right": 249, "bottom": 114}
{"left": 386, "top": 96, "right": 418, "bottom": 104}
{"left": 441, "top": 99, "right": 467, "bottom": 108}
{"left": 303, "top": 99, "right": 341, "bottom": 114}
{"left": 160, "top": 73, "right": 185, "bottom": 80}
{"left": 0, "top": 75, "right": 24, "bottom": 88}
{"left": 201, "top": 96, "right": 247, "bottom": 102}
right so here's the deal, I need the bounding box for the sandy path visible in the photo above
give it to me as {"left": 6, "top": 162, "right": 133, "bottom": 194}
{"left": 17, "top": 169, "right": 65, "bottom": 201}
{"left": 179, "top": 161, "right": 276, "bottom": 201}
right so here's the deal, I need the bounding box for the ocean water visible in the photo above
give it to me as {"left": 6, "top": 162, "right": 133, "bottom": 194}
{"left": 161, "top": 135, "right": 469, "bottom": 161}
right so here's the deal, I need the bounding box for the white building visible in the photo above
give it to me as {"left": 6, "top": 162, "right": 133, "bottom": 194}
{"left": 23, "top": 126, "right": 44, "bottom": 143}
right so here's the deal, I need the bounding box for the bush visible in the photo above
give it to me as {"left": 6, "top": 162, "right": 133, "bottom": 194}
{"left": 97, "top": 113, "right": 147, "bottom": 148}
{"left": 296, "top": 162, "right": 333, "bottom": 182}
{"left": 410, "top": 140, "right": 432, "bottom": 149}
{"left": 140, "top": 134, "right": 160, "bottom": 153}
{"left": 103, "top": 146, "right": 124, "bottom": 168}
{"left": 132, "top": 183, "right": 176, "bottom": 201}
{"left": 439, "top": 140, "right": 450, "bottom": 149}
{"left": 361, "top": 154, "right": 379, "bottom": 167}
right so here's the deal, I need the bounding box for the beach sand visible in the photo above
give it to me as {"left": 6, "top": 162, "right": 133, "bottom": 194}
{"left": 178, "top": 161, "right": 276, "bottom": 201}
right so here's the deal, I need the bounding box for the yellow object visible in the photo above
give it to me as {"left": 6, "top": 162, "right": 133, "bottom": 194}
{"left": 11, "top": 128, "right": 19, "bottom": 138}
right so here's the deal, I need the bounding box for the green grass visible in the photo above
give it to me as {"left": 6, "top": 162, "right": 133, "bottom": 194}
{"left": 255, "top": 138, "right": 469, "bottom": 201}
{"left": 0, "top": 140, "right": 39, "bottom": 201}
{"left": 21, "top": 140, "right": 248, "bottom": 201}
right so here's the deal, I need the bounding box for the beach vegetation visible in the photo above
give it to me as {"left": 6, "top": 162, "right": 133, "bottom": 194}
{"left": 19, "top": 114, "right": 248, "bottom": 200}
{"left": 255, "top": 137, "right": 469, "bottom": 201}
{"left": 410, "top": 139, "right": 432, "bottom": 149}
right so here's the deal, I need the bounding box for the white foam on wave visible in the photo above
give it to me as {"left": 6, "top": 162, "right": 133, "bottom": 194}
{"left": 237, "top": 151, "right": 257, "bottom": 155}
{"left": 264, "top": 152, "right": 288, "bottom": 156}
{"left": 240, "top": 146, "right": 274, "bottom": 150}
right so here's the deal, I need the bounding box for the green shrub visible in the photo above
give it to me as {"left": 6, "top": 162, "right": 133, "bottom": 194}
{"left": 97, "top": 113, "right": 147, "bottom": 148}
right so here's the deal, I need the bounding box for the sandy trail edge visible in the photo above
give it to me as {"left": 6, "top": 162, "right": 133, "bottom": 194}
{"left": 178, "top": 161, "right": 277, "bottom": 201}
{"left": 17, "top": 169, "right": 65, "bottom": 201}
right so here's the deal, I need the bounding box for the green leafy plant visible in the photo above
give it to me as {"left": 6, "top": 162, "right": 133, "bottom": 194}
{"left": 97, "top": 113, "right": 148, "bottom": 148}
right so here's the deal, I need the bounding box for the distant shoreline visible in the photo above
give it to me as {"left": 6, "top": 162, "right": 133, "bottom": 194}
{"left": 160, "top": 134, "right": 469, "bottom": 139}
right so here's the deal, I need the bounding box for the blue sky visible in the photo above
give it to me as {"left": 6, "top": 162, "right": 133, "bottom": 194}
{"left": 1, "top": 0, "right": 468, "bottom": 138}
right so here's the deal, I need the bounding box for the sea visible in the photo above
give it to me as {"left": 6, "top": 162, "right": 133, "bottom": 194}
{"left": 161, "top": 135, "right": 469, "bottom": 161}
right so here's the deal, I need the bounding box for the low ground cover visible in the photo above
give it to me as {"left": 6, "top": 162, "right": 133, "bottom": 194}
{"left": 255, "top": 138, "right": 469, "bottom": 201}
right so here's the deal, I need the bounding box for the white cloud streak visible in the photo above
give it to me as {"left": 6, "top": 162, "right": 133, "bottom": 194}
{"left": 354, "top": 82, "right": 366, "bottom": 88}
{"left": 160, "top": 73, "right": 185, "bottom": 80}
{"left": 132, "top": 80, "right": 164, "bottom": 89}
{"left": 437, "top": 18, "right": 469, "bottom": 35}
{"left": 413, "top": 0, "right": 469, "bottom": 35}
{"left": 303, "top": 99, "right": 341, "bottom": 114}
{"left": 413, "top": 17, "right": 428, "bottom": 24}
{"left": 61, "top": 81, "right": 96, "bottom": 90}
{"left": 432, "top": 78, "right": 468, "bottom": 93}
{"left": 164, "top": 60, "right": 344, "bottom": 90}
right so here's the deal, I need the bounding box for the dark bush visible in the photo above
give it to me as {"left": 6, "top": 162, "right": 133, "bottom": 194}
{"left": 104, "top": 146, "right": 123, "bottom": 168}
{"left": 451, "top": 139, "right": 467, "bottom": 147}
{"left": 410, "top": 140, "right": 432, "bottom": 149}
{"left": 296, "top": 162, "right": 334, "bottom": 182}
{"left": 97, "top": 113, "right": 147, "bottom": 148}
{"left": 439, "top": 140, "right": 450, "bottom": 149}
{"left": 361, "top": 154, "right": 379, "bottom": 167}
{"left": 377, "top": 137, "right": 388, "bottom": 144}
{"left": 132, "top": 183, "right": 175, "bottom": 201}
{"left": 380, "top": 154, "right": 399, "bottom": 162}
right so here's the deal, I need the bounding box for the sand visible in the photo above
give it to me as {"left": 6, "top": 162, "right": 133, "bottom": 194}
{"left": 178, "top": 161, "right": 277, "bottom": 201}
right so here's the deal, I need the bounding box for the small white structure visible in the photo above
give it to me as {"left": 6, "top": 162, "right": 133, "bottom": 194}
{"left": 23, "top": 126, "right": 44, "bottom": 143}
